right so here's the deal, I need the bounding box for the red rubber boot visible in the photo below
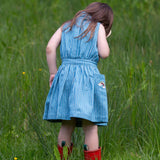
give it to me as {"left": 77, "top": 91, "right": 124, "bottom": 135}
{"left": 58, "top": 145, "right": 65, "bottom": 160}
{"left": 84, "top": 147, "right": 101, "bottom": 160}
{"left": 58, "top": 144, "right": 64, "bottom": 160}
{"left": 58, "top": 142, "right": 73, "bottom": 160}
{"left": 68, "top": 143, "right": 73, "bottom": 159}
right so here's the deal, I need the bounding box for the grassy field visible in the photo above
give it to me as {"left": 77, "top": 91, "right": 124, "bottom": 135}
{"left": 0, "top": 0, "right": 160, "bottom": 159}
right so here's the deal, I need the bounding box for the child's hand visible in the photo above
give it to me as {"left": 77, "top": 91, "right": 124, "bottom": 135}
{"left": 49, "top": 74, "right": 56, "bottom": 87}
{"left": 106, "top": 30, "right": 112, "bottom": 38}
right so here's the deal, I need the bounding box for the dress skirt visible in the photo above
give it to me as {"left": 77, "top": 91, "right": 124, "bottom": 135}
{"left": 43, "top": 59, "right": 108, "bottom": 127}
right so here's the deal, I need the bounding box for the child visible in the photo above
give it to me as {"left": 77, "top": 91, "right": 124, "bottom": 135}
{"left": 43, "top": 2, "right": 113, "bottom": 160}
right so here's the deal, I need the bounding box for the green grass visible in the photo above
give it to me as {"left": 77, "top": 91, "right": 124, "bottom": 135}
{"left": 0, "top": 0, "right": 160, "bottom": 159}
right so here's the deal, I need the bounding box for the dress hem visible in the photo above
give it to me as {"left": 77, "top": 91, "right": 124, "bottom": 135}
{"left": 43, "top": 113, "right": 108, "bottom": 127}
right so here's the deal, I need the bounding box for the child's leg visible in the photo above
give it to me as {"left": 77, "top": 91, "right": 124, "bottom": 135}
{"left": 82, "top": 120, "right": 99, "bottom": 151}
{"left": 58, "top": 118, "right": 76, "bottom": 146}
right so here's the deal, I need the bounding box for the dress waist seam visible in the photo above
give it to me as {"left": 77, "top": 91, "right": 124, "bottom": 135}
{"left": 62, "top": 58, "right": 97, "bottom": 66}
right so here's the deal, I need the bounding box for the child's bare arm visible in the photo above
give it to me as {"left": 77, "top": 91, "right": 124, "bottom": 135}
{"left": 46, "top": 26, "right": 62, "bottom": 87}
{"left": 98, "top": 24, "right": 110, "bottom": 59}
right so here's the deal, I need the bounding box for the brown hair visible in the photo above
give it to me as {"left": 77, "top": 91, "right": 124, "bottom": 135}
{"left": 65, "top": 2, "right": 113, "bottom": 40}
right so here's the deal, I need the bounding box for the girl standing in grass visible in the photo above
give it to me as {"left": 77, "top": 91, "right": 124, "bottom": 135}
{"left": 43, "top": 2, "right": 113, "bottom": 160}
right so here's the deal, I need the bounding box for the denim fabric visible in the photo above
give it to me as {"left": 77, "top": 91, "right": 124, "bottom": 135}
{"left": 43, "top": 14, "right": 108, "bottom": 126}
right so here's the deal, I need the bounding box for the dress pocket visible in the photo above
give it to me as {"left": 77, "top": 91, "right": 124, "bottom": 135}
{"left": 91, "top": 74, "right": 108, "bottom": 105}
{"left": 91, "top": 74, "right": 108, "bottom": 118}
{"left": 93, "top": 74, "right": 107, "bottom": 92}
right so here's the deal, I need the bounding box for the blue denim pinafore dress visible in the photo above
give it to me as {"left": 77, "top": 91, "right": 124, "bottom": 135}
{"left": 43, "top": 14, "right": 108, "bottom": 127}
